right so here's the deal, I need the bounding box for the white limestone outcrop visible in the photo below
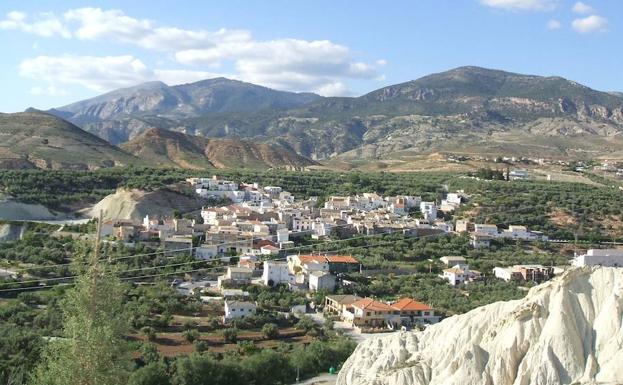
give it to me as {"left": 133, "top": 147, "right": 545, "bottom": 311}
{"left": 337, "top": 267, "right": 623, "bottom": 385}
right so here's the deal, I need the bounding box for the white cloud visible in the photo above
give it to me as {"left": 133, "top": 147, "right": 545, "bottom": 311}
{"left": 19, "top": 55, "right": 230, "bottom": 93}
{"left": 0, "top": 10, "right": 70, "bottom": 38}
{"left": 572, "top": 14, "right": 607, "bottom": 33}
{"left": 479, "top": 0, "right": 558, "bottom": 11}
{"left": 63, "top": 8, "right": 251, "bottom": 52}
{"left": 572, "top": 1, "right": 594, "bottom": 14}
{"left": 8, "top": 7, "right": 384, "bottom": 96}
{"left": 547, "top": 19, "right": 562, "bottom": 30}
{"left": 20, "top": 55, "right": 152, "bottom": 92}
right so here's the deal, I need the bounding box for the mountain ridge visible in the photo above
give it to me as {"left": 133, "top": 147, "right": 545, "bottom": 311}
{"left": 47, "top": 66, "right": 623, "bottom": 160}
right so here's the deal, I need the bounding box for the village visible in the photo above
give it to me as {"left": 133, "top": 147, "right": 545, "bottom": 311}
{"left": 82, "top": 174, "right": 608, "bottom": 337}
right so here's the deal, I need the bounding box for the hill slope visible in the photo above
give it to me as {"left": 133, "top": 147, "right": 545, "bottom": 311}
{"left": 120, "top": 128, "right": 317, "bottom": 169}
{"left": 50, "top": 67, "right": 623, "bottom": 160}
{"left": 0, "top": 110, "right": 139, "bottom": 170}
{"left": 337, "top": 267, "right": 623, "bottom": 385}
{"left": 87, "top": 186, "right": 206, "bottom": 221}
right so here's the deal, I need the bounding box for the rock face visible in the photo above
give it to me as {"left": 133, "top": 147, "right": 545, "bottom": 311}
{"left": 87, "top": 187, "right": 207, "bottom": 221}
{"left": 337, "top": 267, "right": 623, "bottom": 385}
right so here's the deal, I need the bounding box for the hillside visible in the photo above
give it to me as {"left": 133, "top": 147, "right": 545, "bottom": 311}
{"left": 49, "top": 67, "right": 623, "bottom": 161}
{"left": 0, "top": 110, "right": 139, "bottom": 170}
{"left": 337, "top": 267, "right": 623, "bottom": 385}
{"left": 87, "top": 186, "right": 206, "bottom": 222}
{"left": 50, "top": 78, "right": 321, "bottom": 144}
{"left": 120, "top": 128, "right": 317, "bottom": 169}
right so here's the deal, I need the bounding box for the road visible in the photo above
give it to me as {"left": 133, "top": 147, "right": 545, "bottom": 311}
{"left": 297, "top": 373, "right": 337, "bottom": 385}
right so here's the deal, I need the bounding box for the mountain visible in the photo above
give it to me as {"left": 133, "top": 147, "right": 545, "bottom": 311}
{"left": 0, "top": 110, "right": 139, "bottom": 170}
{"left": 50, "top": 67, "right": 623, "bottom": 160}
{"left": 50, "top": 78, "right": 322, "bottom": 144}
{"left": 120, "top": 128, "right": 317, "bottom": 169}
{"left": 337, "top": 267, "right": 623, "bottom": 385}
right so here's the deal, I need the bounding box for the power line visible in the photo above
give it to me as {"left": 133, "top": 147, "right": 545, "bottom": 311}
{"left": 0, "top": 230, "right": 445, "bottom": 293}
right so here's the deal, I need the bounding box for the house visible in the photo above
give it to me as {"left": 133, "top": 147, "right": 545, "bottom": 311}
{"left": 223, "top": 300, "right": 256, "bottom": 322}
{"left": 572, "top": 249, "right": 623, "bottom": 267}
{"left": 164, "top": 236, "right": 193, "bottom": 256}
{"left": 455, "top": 219, "right": 474, "bottom": 233}
{"left": 471, "top": 233, "right": 492, "bottom": 248}
{"left": 262, "top": 260, "right": 295, "bottom": 286}
{"left": 195, "top": 244, "right": 219, "bottom": 260}
{"left": 441, "top": 265, "right": 482, "bottom": 286}
{"left": 217, "top": 267, "right": 253, "bottom": 288}
{"left": 288, "top": 255, "right": 329, "bottom": 274}
{"left": 309, "top": 271, "right": 336, "bottom": 292}
{"left": 420, "top": 202, "right": 438, "bottom": 222}
{"left": 474, "top": 224, "right": 499, "bottom": 237}
{"left": 343, "top": 298, "right": 396, "bottom": 327}
{"left": 493, "top": 265, "right": 553, "bottom": 282}
{"left": 324, "top": 295, "right": 363, "bottom": 316}
{"left": 440, "top": 256, "right": 467, "bottom": 268}
{"left": 390, "top": 298, "right": 440, "bottom": 326}
{"left": 326, "top": 255, "right": 360, "bottom": 274}
{"left": 509, "top": 169, "right": 529, "bottom": 180}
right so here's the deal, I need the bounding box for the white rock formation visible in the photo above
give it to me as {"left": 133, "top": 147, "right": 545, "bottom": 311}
{"left": 337, "top": 267, "right": 623, "bottom": 385}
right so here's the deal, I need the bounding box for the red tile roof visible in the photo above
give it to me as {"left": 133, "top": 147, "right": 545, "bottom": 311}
{"left": 326, "top": 255, "right": 359, "bottom": 264}
{"left": 351, "top": 298, "right": 393, "bottom": 312}
{"left": 390, "top": 298, "right": 431, "bottom": 311}
{"left": 298, "top": 255, "right": 327, "bottom": 264}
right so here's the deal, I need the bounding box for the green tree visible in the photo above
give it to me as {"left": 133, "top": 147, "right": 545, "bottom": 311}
{"left": 261, "top": 323, "right": 279, "bottom": 339}
{"left": 29, "top": 240, "right": 130, "bottom": 385}
{"left": 222, "top": 328, "right": 238, "bottom": 343}
{"left": 128, "top": 362, "right": 170, "bottom": 385}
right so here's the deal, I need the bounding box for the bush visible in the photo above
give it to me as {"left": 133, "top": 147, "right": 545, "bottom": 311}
{"left": 222, "top": 328, "right": 238, "bottom": 343}
{"left": 183, "top": 329, "right": 200, "bottom": 343}
{"left": 141, "top": 326, "right": 157, "bottom": 341}
{"left": 194, "top": 340, "right": 208, "bottom": 353}
{"left": 261, "top": 323, "right": 279, "bottom": 339}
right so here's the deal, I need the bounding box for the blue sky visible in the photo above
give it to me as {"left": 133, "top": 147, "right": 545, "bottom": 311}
{"left": 0, "top": 0, "right": 620, "bottom": 112}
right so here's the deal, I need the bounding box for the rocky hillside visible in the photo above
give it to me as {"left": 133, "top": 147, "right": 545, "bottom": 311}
{"left": 120, "top": 128, "right": 316, "bottom": 169}
{"left": 49, "top": 67, "right": 623, "bottom": 160}
{"left": 87, "top": 186, "right": 206, "bottom": 222}
{"left": 337, "top": 267, "right": 623, "bottom": 385}
{"left": 0, "top": 110, "right": 139, "bottom": 170}
{"left": 50, "top": 78, "right": 321, "bottom": 144}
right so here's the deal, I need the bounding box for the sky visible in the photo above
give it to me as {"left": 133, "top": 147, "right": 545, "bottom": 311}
{"left": 0, "top": 0, "right": 620, "bottom": 112}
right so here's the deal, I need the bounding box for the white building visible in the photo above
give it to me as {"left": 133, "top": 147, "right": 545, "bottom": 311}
{"left": 474, "top": 224, "right": 499, "bottom": 237}
{"left": 262, "top": 260, "right": 295, "bottom": 286}
{"left": 440, "top": 256, "right": 467, "bottom": 268}
{"left": 572, "top": 249, "right": 623, "bottom": 267}
{"left": 440, "top": 265, "right": 481, "bottom": 286}
{"left": 420, "top": 202, "right": 438, "bottom": 221}
{"left": 308, "top": 271, "right": 336, "bottom": 292}
{"left": 195, "top": 244, "right": 219, "bottom": 260}
{"left": 223, "top": 300, "right": 257, "bottom": 322}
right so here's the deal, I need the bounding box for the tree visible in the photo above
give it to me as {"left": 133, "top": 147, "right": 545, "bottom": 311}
{"left": 29, "top": 240, "right": 131, "bottom": 385}
{"left": 261, "top": 323, "right": 279, "bottom": 339}
{"left": 128, "top": 362, "right": 170, "bottom": 385}
{"left": 222, "top": 328, "right": 238, "bottom": 343}
{"left": 183, "top": 329, "right": 199, "bottom": 343}
{"left": 141, "top": 326, "right": 157, "bottom": 342}
{"left": 172, "top": 354, "right": 243, "bottom": 385}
